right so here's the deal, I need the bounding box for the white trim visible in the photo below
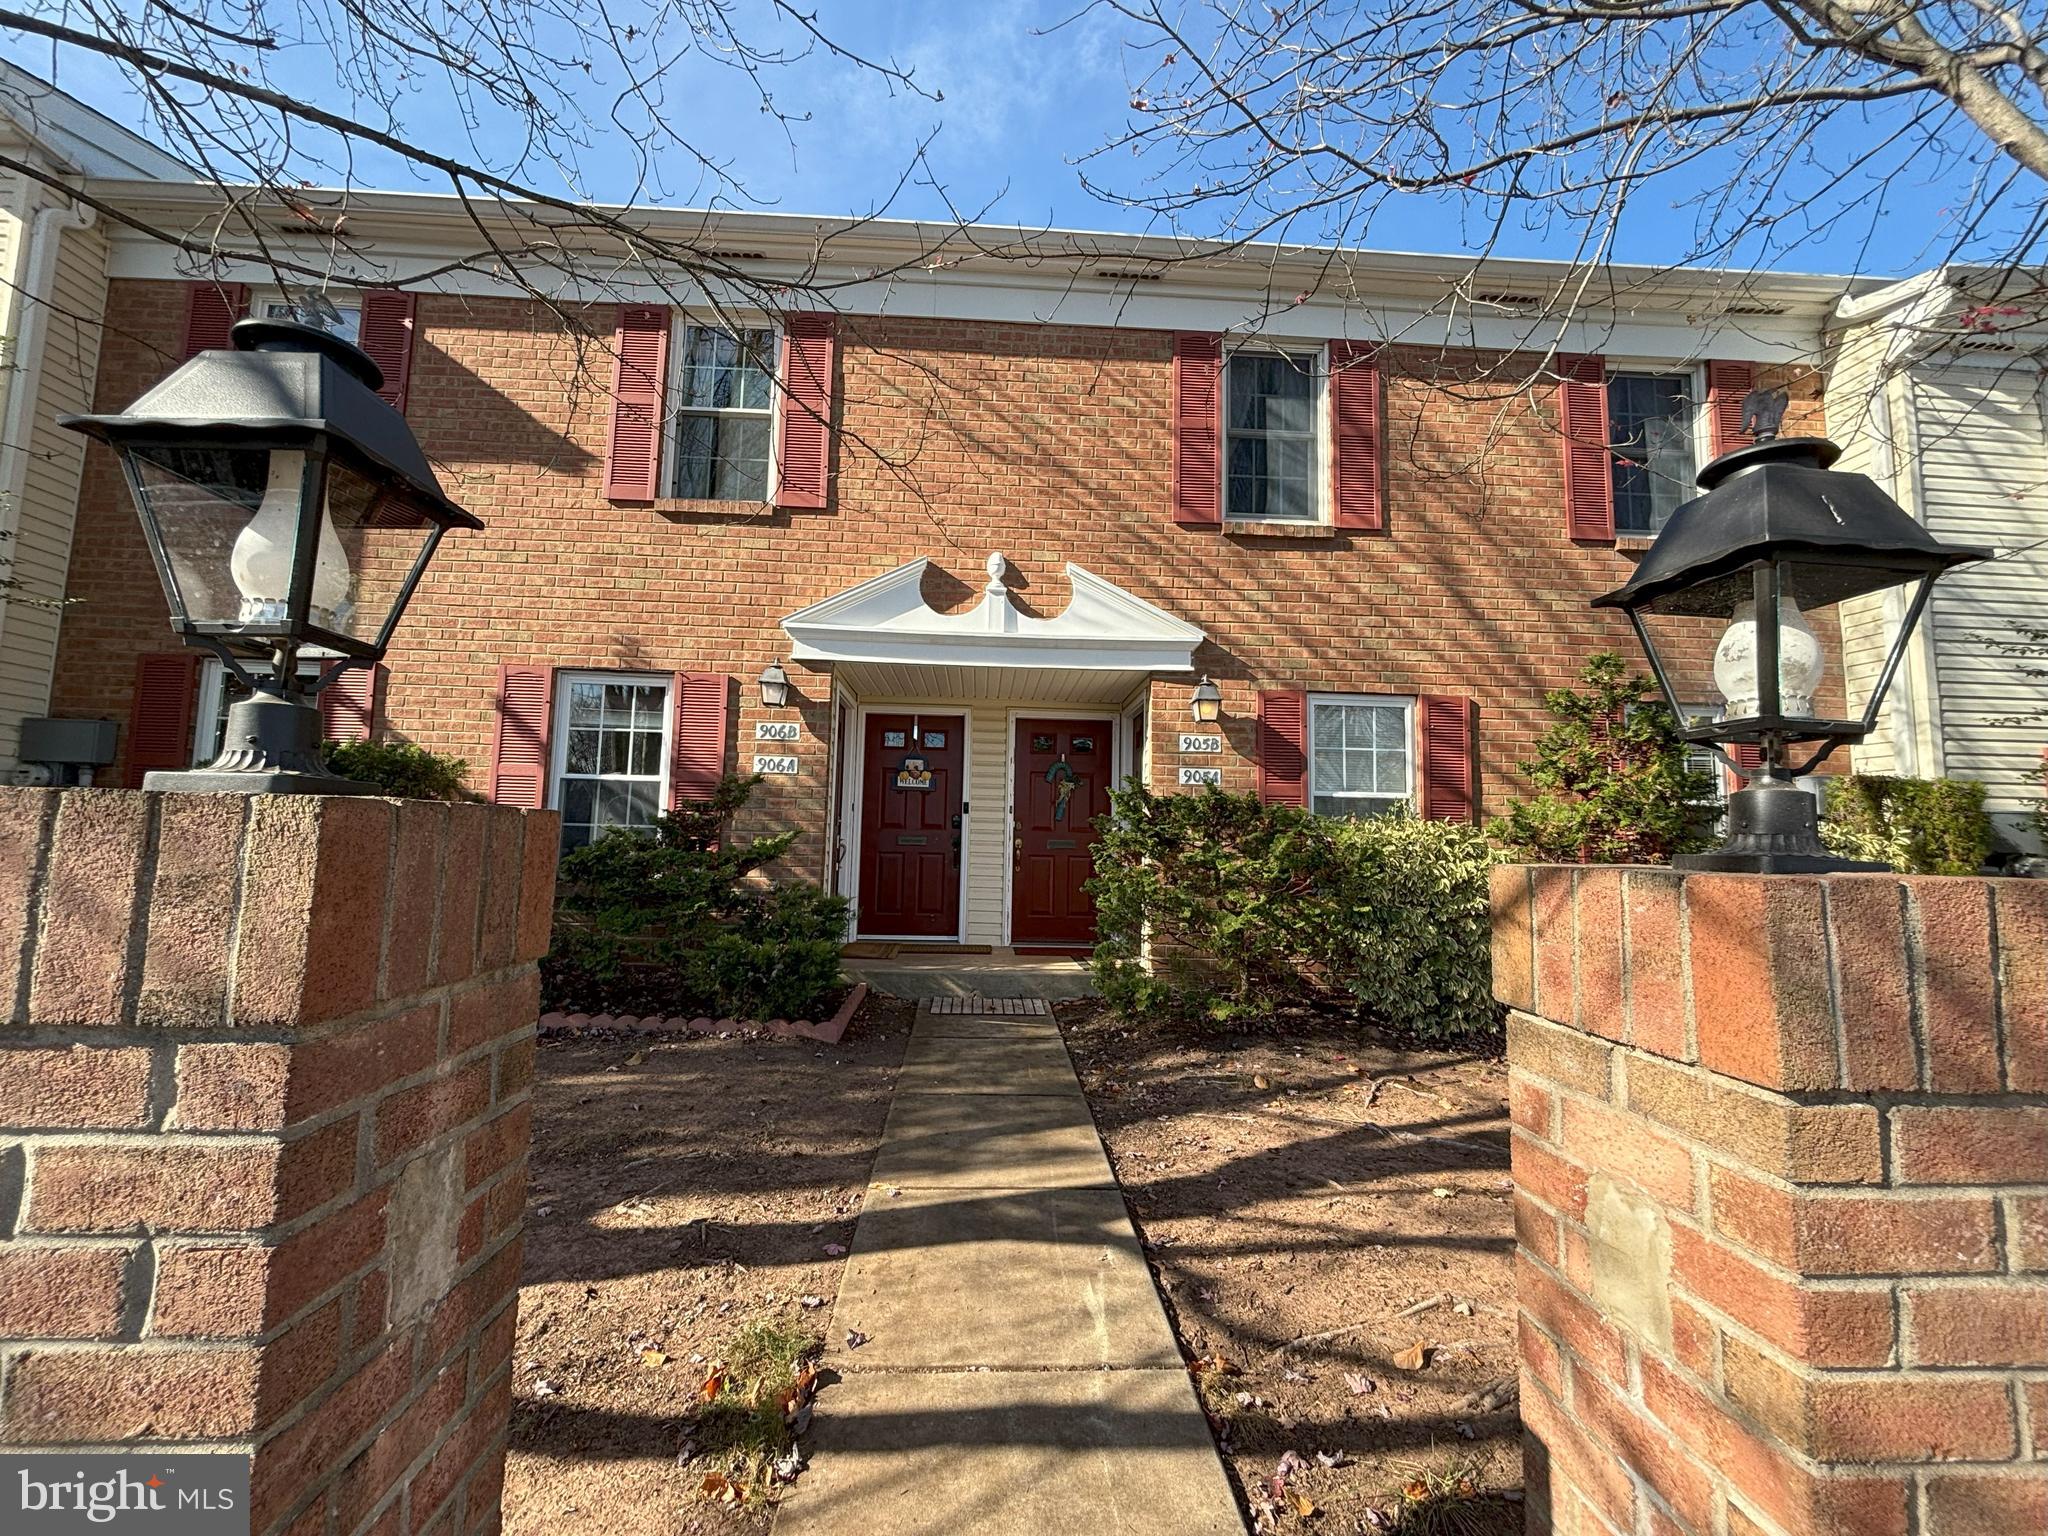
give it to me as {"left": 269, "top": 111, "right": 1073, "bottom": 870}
{"left": 846, "top": 702, "right": 971, "bottom": 944}
{"left": 825, "top": 678, "right": 859, "bottom": 910}
{"left": 1221, "top": 342, "right": 1330, "bottom": 527}
{"left": 1001, "top": 707, "right": 1122, "bottom": 948}
{"left": 659, "top": 318, "right": 783, "bottom": 503}
{"left": 1307, "top": 693, "right": 1417, "bottom": 817}
{"left": 546, "top": 670, "right": 674, "bottom": 843}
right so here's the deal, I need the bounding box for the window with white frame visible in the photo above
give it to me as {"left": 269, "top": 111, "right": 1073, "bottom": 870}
{"left": 551, "top": 673, "right": 672, "bottom": 852}
{"left": 1308, "top": 695, "right": 1414, "bottom": 819}
{"left": 1225, "top": 350, "right": 1322, "bottom": 522}
{"left": 264, "top": 296, "right": 362, "bottom": 345}
{"left": 191, "top": 656, "right": 332, "bottom": 765}
{"left": 1608, "top": 370, "right": 1700, "bottom": 535}
{"left": 671, "top": 326, "right": 776, "bottom": 500}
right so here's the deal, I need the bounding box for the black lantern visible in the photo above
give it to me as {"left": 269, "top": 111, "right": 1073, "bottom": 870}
{"left": 1594, "top": 434, "right": 1988, "bottom": 872}
{"left": 759, "top": 660, "right": 791, "bottom": 708}
{"left": 1190, "top": 675, "right": 1222, "bottom": 725}
{"left": 61, "top": 318, "right": 481, "bottom": 794}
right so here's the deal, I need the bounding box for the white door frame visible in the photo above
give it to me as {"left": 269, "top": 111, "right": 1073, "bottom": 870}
{"left": 1002, "top": 707, "right": 1124, "bottom": 948}
{"left": 845, "top": 701, "right": 972, "bottom": 944}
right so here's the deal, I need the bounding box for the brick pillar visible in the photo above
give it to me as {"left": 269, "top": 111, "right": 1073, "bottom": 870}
{"left": 1494, "top": 865, "right": 2047, "bottom": 1536}
{"left": 0, "top": 788, "right": 556, "bottom": 1536}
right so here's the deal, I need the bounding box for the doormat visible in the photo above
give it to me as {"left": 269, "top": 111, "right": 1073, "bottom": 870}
{"left": 841, "top": 943, "right": 897, "bottom": 958}
{"left": 897, "top": 943, "right": 993, "bottom": 955}
{"left": 925, "top": 996, "right": 1052, "bottom": 1016}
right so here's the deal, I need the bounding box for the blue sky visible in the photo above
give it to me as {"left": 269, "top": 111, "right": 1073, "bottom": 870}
{"left": 4, "top": 2, "right": 2024, "bottom": 279}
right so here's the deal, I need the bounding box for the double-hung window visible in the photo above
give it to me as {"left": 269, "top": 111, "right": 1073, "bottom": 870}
{"left": 264, "top": 297, "right": 362, "bottom": 345}
{"left": 1225, "top": 350, "right": 1322, "bottom": 523}
{"left": 672, "top": 327, "right": 776, "bottom": 500}
{"left": 1608, "top": 371, "right": 1699, "bottom": 535}
{"left": 1308, "top": 694, "right": 1414, "bottom": 819}
{"left": 550, "top": 673, "right": 672, "bottom": 852}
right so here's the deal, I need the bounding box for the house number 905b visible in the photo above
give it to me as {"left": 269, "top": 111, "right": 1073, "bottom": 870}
{"left": 756, "top": 721, "right": 801, "bottom": 741}
{"left": 1179, "top": 734, "right": 1222, "bottom": 753}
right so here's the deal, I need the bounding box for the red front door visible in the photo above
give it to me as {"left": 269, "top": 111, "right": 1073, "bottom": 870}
{"left": 856, "top": 713, "right": 965, "bottom": 938}
{"left": 1013, "top": 718, "right": 1112, "bottom": 945}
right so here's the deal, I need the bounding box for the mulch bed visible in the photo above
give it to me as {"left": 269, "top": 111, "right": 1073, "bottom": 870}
{"left": 1058, "top": 999, "right": 1523, "bottom": 1534}
{"left": 503, "top": 996, "right": 914, "bottom": 1535}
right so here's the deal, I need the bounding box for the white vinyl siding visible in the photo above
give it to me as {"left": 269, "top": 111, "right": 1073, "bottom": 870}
{"left": 1907, "top": 363, "right": 2048, "bottom": 818}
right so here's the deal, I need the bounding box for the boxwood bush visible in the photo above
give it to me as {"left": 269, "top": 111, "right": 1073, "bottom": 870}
{"left": 1088, "top": 783, "right": 1502, "bottom": 1042}
{"left": 542, "top": 775, "right": 848, "bottom": 1021}
{"left": 324, "top": 739, "right": 478, "bottom": 801}
{"left": 1819, "top": 774, "right": 1993, "bottom": 875}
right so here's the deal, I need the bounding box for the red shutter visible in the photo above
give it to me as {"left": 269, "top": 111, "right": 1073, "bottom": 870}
{"left": 1172, "top": 332, "right": 1223, "bottom": 526}
{"left": 774, "top": 313, "right": 835, "bottom": 509}
{"left": 317, "top": 661, "right": 385, "bottom": 743}
{"left": 1256, "top": 689, "right": 1307, "bottom": 807}
{"left": 490, "top": 664, "right": 553, "bottom": 808}
{"left": 671, "top": 672, "right": 731, "bottom": 806}
{"left": 1708, "top": 359, "right": 1757, "bottom": 459}
{"left": 1726, "top": 742, "right": 1763, "bottom": 793}
{"left": 603, "top": 305, "right": 670, "bottom": 501}
{"left": 358, "top": 290, "right": 418, "bottom": 412}
{"left": 1419, "top": 694, "right": 1478, "bottom": 822}
{"left": 1329, "top": 341, "right": 1383, "bottom": 531}
{"left": 1558, "top": 354, "right": 1614, "bottom": 543}
{"left": 126, "top": 651, "right": 202, "bottom": 785}
{"left": 180, "top": 282, "right": 249, "bottom": 361}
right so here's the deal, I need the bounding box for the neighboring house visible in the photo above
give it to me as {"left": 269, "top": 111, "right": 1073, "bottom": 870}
{"left": 1824, "top": 269, "right": 2048, "bottom": 854}
{"left": 0, "top": 63, "right": 187, "bottom": 770}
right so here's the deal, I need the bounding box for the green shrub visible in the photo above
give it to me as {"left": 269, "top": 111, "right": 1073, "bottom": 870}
{"left": 325, "top": 739, "right": 477, "bottom": 801}
{"left": 1489, "top": 653, "right": 1720, "bottom": 865}
{"left": 2030, "top": 752, "right": 2048, "bottom": 853}
{"left": 542, "top": 775, "right": 847, "bottom": 1020}
{"left": 1088, "top": 783, "right": 1502, "bottom": 1041}
{"left": 1820, "top": 774, "right": 1993, "bottom": 875}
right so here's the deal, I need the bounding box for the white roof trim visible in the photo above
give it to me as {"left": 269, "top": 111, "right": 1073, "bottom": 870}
{"left": 782, "top": 553, "right": 1203, "bottom": 674}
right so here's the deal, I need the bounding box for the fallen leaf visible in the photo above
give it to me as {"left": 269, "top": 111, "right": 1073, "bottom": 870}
{"left": 1342, "top": 1372, "right": 1376, "bottom": 1395}
{"left": 625, "top": 1051, "right": 644, "bottom": 1066}
{"left": 799, "top": 1295, "right": 827, "bottom": 1309}
{"left": 532, "top": 1379, "right": 559, "bottom": 1398}
{"left": 1314, "top": 1449, "right": 1349, "bottom": 1469}
{"left": 639, "top": 1348, "right": 668, "bottom": 1368}
{"left": 844, "top": 1329, "right": 869, "bottom": 1350}
{"left": 1254, "top": 1074, "right": 1271, "bottom": 1090}
{"left": 1430, "top": 1186, "right": 1454, "bottom": 1199}
{"left": 1292, "top": 1493, "right": 1318, "bottom": 1518}
{"left": 1453, "top": 1299, "right": 1474, "bottom": 1316}
{"left": 822, "top": 1242, "right": 847, "bottom": 1256}
{"left": 1403, "top": 1479, "right": 1428, "bottom": 1501}
{"left": 698, "top": 1369, "right": 726, "bottom": 1401}
{"left": 1392, "top": 1342, "right": 1429, "bottom": 1371}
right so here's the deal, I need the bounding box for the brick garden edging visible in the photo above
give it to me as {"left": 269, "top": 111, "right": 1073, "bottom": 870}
{"left": 537, "top": 980, "right": 870, "bottom": 1045}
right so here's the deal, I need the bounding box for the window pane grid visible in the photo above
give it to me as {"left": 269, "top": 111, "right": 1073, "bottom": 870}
{"left": 558, "top": 678, "right": 669, "bottom": 851}
{"left": 1226, "top": 352, "right": 1318, "bottom": 523}
{"left": 673, "top": 327, "right": 775, "bottom": 500}
{"left": 1308, "top": 700, "right": 1410, "bottom": 819}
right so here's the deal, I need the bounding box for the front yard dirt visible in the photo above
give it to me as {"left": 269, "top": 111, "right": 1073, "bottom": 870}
{"left": 503, "top": 998, "right": 912, "bottom": 1536}
{"left": 1058, "top": 1000, "right": 1522, "bottom": 1534}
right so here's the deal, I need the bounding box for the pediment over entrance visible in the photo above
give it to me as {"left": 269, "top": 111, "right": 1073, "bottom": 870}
{"left": 780, "top": 553, "right": 1204, "bottom": 675}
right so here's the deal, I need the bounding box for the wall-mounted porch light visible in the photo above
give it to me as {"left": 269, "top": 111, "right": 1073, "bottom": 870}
{"left": 61, "top": 317, "right": 481, "bottom": 794}
{"left": 759, "top": 660, "right": 792, "bottom": 708}
{"left": 1190, "top": 675, "right": 1223, "bottom": 725}
{"left": 1594, "top": 433, "right": 1988, "bottom": 872}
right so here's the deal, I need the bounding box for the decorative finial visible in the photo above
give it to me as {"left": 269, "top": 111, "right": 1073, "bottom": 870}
{"left": 986, "top": 552, "right": 1007, "bottom": 583}
{"left": 1740, "top": 386, "right": 1790, "bottom": 443}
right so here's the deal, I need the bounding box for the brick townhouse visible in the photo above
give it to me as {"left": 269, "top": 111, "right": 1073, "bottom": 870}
{"left": 44, "top": 187, "right": 1865, "bottom": 948}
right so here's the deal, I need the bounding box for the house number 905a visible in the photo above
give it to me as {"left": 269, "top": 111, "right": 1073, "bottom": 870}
{"left": 1179, "top": 767, "right": 1223, "bottom": 786}
{"left": 1178, "top": 734, "right": 1222, "bottom": 753}
{"left": 753, "top": 755, "right": 799, "bottom": 775}
{"left": 756, "top": 721, "right": 801, "bottom": 741}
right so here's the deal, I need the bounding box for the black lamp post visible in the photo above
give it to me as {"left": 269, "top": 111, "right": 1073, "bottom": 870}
{"left": 62, "top": 318, "right": 481, "bottom": 794}
{"left": 1594, "top": 432, "right": 1988, "bottom": 872}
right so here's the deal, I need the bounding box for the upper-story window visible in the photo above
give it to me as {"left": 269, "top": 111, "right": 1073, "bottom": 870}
{"left": 1309, "top": 694, "right": 1414, "bottom": 819}
{"left": 1608, "top": 371, "right": 1699, "bottom": 535}
{"left": 672, "top": 327, "right": 776, "bottom": 500}
{"left": 1226, "top": 350, "right": 1322, "bottom": 523}
{"left": 264, "top": 298, "right": 362, "bottom": 346}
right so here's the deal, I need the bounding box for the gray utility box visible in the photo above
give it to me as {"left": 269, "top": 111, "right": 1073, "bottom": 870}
{"left": 19, "top": 717, "right": 118, "bottom": 766}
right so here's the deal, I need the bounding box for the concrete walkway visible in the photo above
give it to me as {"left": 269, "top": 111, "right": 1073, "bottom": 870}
{"left": 775, "top": 1000, "right": 1244, "bottom": 1535}
{"left": 840, "top": 949, "right": 1098, "bottom": 1003}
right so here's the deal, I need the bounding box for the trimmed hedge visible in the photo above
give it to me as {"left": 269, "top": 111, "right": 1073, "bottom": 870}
{"left": 1089, "top": 783, "right": 1502, "bottom": 1041}
{"left": 1820, "top": 774, "right": 1993, "bottom": 875}
{"left": 325, "top": 739, "right": 477, "bottom": 801}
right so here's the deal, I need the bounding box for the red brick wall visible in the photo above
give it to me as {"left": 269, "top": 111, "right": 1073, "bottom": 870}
{"left": 1494, "top": 864, "right": 2048, "bottom": 1535}
{"left": 51, "top": 283, "right": 1830, "bottom": 872}
{"left": 0, "top": 787, "right": 555, "bottom": 1536}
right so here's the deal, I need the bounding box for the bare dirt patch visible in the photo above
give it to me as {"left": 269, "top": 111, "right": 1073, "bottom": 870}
{"left": 1058, "top": 999, "right": 1522, "bottom": 1533}
{"left": 504, "top": 997, "right": 912, "bottom": 1535}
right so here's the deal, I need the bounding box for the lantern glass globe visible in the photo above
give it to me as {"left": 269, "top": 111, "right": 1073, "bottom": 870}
{"left": 1713, "top": 595, "right": 1825, "bottom": 718}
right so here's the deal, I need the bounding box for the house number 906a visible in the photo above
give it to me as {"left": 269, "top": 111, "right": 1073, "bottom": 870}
{"left": 756, "top": 721, "right": 801, "bottom": 741}
{"left": 1179, "top": 734, "right": 1222, "bottom": 753}
{"left": 753, "top": 755, "right": 799, "bottom": 775}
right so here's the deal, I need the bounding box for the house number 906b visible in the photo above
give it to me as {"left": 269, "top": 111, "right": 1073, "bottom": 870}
{"left": 755, "top": 721, "right": 801, "bottom": 741}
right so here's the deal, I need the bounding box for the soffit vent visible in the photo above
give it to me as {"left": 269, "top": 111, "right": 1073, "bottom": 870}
{"left": 1095, "top": 268, "right": 1165, "bottom": 282}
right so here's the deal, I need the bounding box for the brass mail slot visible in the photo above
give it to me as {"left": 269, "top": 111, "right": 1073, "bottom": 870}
{"left": 1045, "top": 838, "right": 1078, "bottom": 850}
{"left": 897, "top": 835, "right": 928, "bottom": 846}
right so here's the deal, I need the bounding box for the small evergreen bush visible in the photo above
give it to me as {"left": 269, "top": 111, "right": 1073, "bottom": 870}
{"left": 543, "top": 775, "right": 847, "bottom": 1020}
{"left": 1820, "top": 774, "right": 1993, "bottom": 875}
{"left": 1489, "top": 652, "right": 1721, "bottom": 864}
{"left": 325, "top": 739, "right": 477, "bottom": 801}
{"left": 1088, "top": 783, "right": 1502, "bottom": 1041}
